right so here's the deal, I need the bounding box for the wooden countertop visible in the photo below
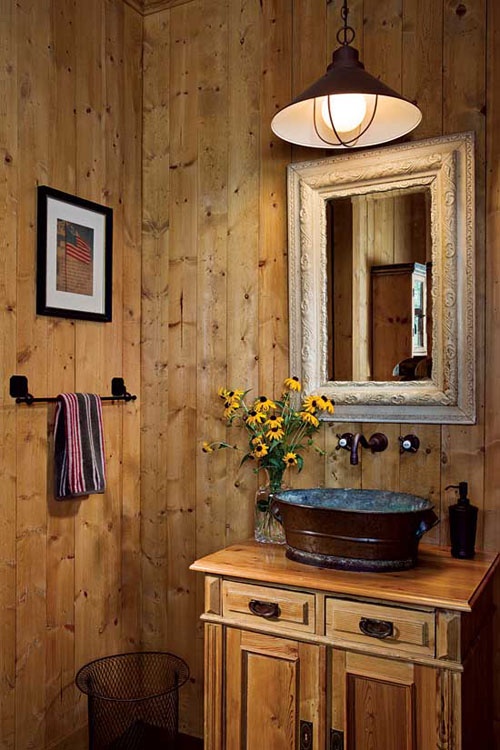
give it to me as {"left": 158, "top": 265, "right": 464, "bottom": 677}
{"left": 190, "top": 540, "right": 499, "bottom": 612}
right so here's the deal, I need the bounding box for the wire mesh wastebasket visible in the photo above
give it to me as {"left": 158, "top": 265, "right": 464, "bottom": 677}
{"left": 76, "top": 651, "right": 189, "bottom": 750}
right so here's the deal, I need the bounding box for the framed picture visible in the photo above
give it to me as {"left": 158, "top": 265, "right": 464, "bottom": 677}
{"left": 36, "top": 186, "right": 113, "bottom": 322}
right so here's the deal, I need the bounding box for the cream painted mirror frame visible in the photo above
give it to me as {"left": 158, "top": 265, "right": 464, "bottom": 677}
{"left": 288, "top": 132, "right": 476, "bottom": 423}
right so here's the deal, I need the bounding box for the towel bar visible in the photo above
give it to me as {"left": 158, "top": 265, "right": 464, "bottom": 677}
{"left": 9, "top": 375, "right": 137, "bottom": 405}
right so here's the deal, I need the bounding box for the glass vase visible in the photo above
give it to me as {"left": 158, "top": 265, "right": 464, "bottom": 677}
{"left": 254, "top": 467, "right": 286, "bottom": 544}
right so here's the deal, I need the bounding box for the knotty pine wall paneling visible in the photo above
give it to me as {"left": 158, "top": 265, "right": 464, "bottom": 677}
{"left": 120, "top": 0, "right": 143, "bottom": 656}
{"left": 16, "top": 2, "right": 51, "bottom": 747}
{"left": 0, "top": 1, "right": 17, "bottom": 746}
{"left": 289, "top": 0, "right": 327, "bottom": 489}
{"left": 441, "top": 0, "right": 487, "bottom": 548}
{"left": 224, "top": 0, "right": 260, "bottom": 547}
{"left": 45, "top": 0, "right": 79, "bottom": 742}
{"left": 140, "top": 0, "right": 499, "bottom": 739}
{"left": 0, "top": 2, "right": 143, "bottom": 748}
{"left": 141, "top": 7, "right": 170, "bottom": 653}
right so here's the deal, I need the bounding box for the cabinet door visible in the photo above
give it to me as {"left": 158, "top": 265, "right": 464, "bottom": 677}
{"left": 225, "top": 627, "right": 326, "bottom": 750}
{"left": 330, "top": 650, "right": 458, "bottom": 750}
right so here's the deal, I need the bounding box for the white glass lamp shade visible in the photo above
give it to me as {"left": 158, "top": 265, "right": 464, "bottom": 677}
{"left": 271, "top": 46, "right": 422, "bottom": 149}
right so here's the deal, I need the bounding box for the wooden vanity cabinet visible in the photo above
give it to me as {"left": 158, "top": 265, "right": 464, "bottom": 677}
{"left": 191, "top": 542, "right": 498, "bottom": 750}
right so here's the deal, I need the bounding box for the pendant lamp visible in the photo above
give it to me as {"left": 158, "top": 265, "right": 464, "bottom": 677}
{"left": 271, "top": 1, "right": 422, "bottom": 149}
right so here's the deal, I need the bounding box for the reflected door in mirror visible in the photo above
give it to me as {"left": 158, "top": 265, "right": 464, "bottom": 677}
{"left": 371, "top": 262, "right": 431, "bottom": 381}
{"left": 328, "top": 189, "right": 431, "bottom": 382}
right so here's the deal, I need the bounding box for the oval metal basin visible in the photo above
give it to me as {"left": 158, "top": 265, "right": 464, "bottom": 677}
{"left": 273, "top": 488, "right": 439, "bottom": 572}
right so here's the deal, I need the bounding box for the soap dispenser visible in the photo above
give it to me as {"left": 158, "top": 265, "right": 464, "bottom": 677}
{"left": 446, "top": 482, "right": 478, "bottom": 559}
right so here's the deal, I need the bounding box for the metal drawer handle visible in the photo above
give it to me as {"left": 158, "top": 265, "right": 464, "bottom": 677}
{"left": 359, "top": 617, "right": 394, "bottom": 639}
{"left": 248, "top": 599, "right": 281, "bottom": 619}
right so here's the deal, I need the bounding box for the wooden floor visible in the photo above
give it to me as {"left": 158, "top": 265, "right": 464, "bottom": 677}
{"left": 52, "top": 727, "right": 202, "bottom": 750}
{"left": 177, "top": 734, "right": 203, "bottom": 749}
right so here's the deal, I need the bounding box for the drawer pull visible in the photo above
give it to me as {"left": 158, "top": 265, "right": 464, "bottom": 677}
{"left": 359, "top": 617, "right": 394, "bottom": 639}
{"left": 248, "top": 599, "right": 281, "bottom": 619}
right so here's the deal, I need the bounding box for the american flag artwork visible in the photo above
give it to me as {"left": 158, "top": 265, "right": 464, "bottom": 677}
{"left": 65, "top": 223, "right": 93, "bottom": 264}
{"left": 56, "top": 219, "right": 94, "bottom": 296}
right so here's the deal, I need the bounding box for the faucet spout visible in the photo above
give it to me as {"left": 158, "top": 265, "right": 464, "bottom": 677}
{"left": 350, "top": 433, "right": 368, "bottom": 465}
{"left": 350, "top": 432, "right": 389, "bottom": 465}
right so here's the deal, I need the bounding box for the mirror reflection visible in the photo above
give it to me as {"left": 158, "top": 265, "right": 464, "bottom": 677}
{"left": 327, "top": 189, "right": 432, "bottom": 382}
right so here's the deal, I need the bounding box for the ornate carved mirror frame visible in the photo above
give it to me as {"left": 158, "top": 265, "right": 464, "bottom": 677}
{"left": 288, "top": 132, "right": 476, "bottom": 423}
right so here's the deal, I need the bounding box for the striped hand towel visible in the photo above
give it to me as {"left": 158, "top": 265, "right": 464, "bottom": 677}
{"left": 54, "top": 393, "right": 106, "bottom": 499}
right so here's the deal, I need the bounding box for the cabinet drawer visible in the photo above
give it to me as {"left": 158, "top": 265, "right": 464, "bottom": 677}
{"left": 326, "top": 598, "right": 435, "bottom": 657}
{"left": 222, "top": 580, "right": 316, "bottom": 634}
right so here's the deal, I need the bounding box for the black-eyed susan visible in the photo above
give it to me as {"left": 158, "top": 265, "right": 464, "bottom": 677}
{"left": 223, "top": 400, "right": 239, "bottom": 419}
{"left": 300, "top": 411, "right": 319, "bottom": 428}
{"left": 266, "top": 424, "right": 285, "bottom": 442}
{"left": 319, "top": 395, "right": 335, "bottom": 414}
{"left": 245, "top": 409, "right": 267, "bottom": 427}
{"left": 265, "top": 414, "right": 284, "bottom": 428}
{"left": 218, "top": 387, "right": 244, "bottom": 403}
{"left": 283, "top": 452, "right": 298, "bottom": 466}
{"left": 252, "top": 442, "right": 269, "bottom": 459}
{"left": 284, "top": 376, "right": 301, "bottom": 392}
{"left": 302, "top": 394, "right": 323, "bottom": 414}
{"left": 202, "top": 440, "right": 235, "bottom": 453}
{"left": 254, "top": 395, "right": 277, "bottom": 412}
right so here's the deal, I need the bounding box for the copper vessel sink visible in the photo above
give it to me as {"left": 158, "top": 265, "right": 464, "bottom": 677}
{"left": 272, "top": 488, "right": 439, "bottom": 572}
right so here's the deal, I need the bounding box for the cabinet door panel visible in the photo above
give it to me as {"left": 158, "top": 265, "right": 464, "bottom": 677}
{"left": 226, "top": 628, "right": 325, "bottom": 750}
{"left": 245, "top": 651, "right": 296, "bottom": 749}
{"left": 347, "top": 675, "right": 414, "bottom": 750}
{"left": 330, "top": 650, "right": 450, "bottom": 750}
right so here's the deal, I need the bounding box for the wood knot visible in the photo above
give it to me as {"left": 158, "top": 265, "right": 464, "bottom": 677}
{"left": 456, "top": 3, "right": 467, "bottom": 17}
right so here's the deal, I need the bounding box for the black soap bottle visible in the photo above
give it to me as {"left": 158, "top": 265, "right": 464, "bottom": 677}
{"left": 446, "top": 482, "right": 478, "bottom": 559}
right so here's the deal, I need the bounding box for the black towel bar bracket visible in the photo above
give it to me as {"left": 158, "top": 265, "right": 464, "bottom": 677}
{"left": 9, "top": 375, "right": 137, "bottom": 405}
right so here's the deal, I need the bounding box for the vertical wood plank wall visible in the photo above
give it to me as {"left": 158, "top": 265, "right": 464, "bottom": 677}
{"left": 1, "top": 0, "right": 500, "bottom": 748}
{"left": 0, "top": 1, "right": 142, "bottom": 748}
{"left": 141, "top": 0, "right": 499, "bottom": 740}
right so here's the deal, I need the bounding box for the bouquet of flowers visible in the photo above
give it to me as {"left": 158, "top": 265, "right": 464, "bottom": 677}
{"left": 202, "top": 376, "right": 334, "bottom": 493}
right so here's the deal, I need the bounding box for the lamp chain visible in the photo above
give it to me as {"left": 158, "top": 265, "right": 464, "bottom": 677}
{"left": 336, "top": 0, "right": 356, "bottom": 46}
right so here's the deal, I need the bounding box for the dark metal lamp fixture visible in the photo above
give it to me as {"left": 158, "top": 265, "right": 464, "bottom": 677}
{"left": 271, "top": 0, "right": 422, "bottom": 149}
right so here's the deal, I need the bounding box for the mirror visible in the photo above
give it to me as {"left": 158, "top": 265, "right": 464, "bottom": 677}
{"left": 288, "top": 132, "right": 475, "bottom": 423}
{"left": 327, "top": 189, "right": 432, "bottom": 382}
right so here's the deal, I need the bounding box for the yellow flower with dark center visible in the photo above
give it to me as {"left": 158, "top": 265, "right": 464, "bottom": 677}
{"left": 202, "top": 441, "right": 214, "bottom": 453}
{"left": 265, "top": 415, "right": 284, "bottom": 428}
{"left": 266, "top": 424, "right": 285, "bottom": 442}
{"left": 283, "top": 452, "right": 298, "bottom": 466}
{"left": 254, "top": 395, "right": 276, "bottom": 412}
{"left": 218, "top": 387, "right": 244, "bottom": 402}
{"left": 319, "top": 395, "right": 335, "bottom": 414}
{"left": 284, "top": 376, "right": 301, "bottom": 392}
{"left": 302, "top": 394, "right": 322, "bottom": 414}
{"left": 300, "top": 411, "right": 319, "bottom": 427}
{"left": 223, "top": 400, "right": 238, "bottom": 419}
{"left": 246, "top": 409, "right": 266, "bottom": 426}
{"left": 252, "top": 442, "right": 269, "bottom": 458}
{"left": 251, "top": 435, "right": 264, "bottom": 447}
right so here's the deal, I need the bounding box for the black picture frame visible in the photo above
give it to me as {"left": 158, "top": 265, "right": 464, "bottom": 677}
{"left": 36, "top": 186, "right": 113, "bottom": 322}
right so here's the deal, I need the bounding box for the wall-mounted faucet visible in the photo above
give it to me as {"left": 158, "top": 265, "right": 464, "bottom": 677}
{"left": 336, "top": 432, "right": 389, "bottom": 466}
